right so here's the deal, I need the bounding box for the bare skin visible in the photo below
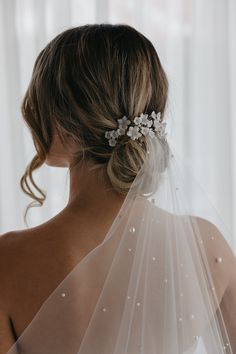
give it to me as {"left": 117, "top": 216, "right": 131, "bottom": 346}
{"left": 0, "top": 133, "right": 235, "bottom": 353}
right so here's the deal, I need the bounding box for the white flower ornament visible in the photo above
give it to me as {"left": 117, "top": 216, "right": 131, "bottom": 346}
{"left": 146, "top": 119, "right": 153, "bottom": 128}
{"left": 141, "top": 127, "right": 150, "bottom": 136}
{"left": 117, "top": 116, "right": 131, "bottom": 129}
{"left": 105, "top": 131, "right": 112, "bottom": 139}
{"left": 148, "top": 129, "right": 155, "bottom": 138}
{"left": 134, "top": 116, "right": 142, "bottom": 126}
{"left": 127, "top": 126, "right": 142, "bottom": 140}
{"left": 104, "top": 111, "right": 167, "bottom": 147}
{"left": 140, "top": 114, "right": 150, "bottom": 126}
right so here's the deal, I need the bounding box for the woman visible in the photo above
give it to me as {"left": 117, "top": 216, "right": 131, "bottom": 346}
{"left": 0, "top": 24, "right": 235, "bottom": 353}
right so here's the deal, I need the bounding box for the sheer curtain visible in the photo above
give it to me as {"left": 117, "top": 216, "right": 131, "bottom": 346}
{"left": 0, "top": 0, "right": 235, "bottom": 251}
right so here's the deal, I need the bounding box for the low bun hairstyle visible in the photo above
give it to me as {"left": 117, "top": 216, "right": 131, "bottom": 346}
{"left": 20, "top": 24, "right": 169, "bottom": 219}
{"left": 107, "top": 138, "right": 148, "bottom": 193}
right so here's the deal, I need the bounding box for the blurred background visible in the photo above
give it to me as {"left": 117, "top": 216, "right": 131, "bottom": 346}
{"left": 0, "top": 0, "right": 235, "bottom": 251}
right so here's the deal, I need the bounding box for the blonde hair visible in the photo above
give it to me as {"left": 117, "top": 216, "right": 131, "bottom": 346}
{"left": 20, "top": 24, "right": 169, "bottom": 220}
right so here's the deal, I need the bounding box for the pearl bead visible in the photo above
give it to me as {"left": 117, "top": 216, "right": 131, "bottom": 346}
{"left": 180, "top": 292, "right": 184, "bottom": 297}
{"left": 128, "top": 248, "right": 132, "bottom": 252}
{"left": 136, "top": 302, "right": 141, "bottom": 307}
{"left": 210, "top": 236, "right": 215, "bottom": 240}
{"left": 152, "top": 256, "right": 156, "bottom": 261}
{"left": 127, "top": 295, "right": 131, "bottom": 300}
{"left": 129, "top": 227, "right": 135, "bottom": 233}
{"left": 61, "top": 293, "right": 66, "bottom": 297}
{"left": 178, "top": 317, "right": 183, "bottom": 322}
{"left": 215, "top": 257, "right": 223, "bottom": 263}
{"left": 164, "top": 279, "right": 168, "bottom": 283}
{"left": 102, "top": 307, "right": 107, "bottom": 312}
{"left": 190, "top": 314, "right": 195, "bottom": 319}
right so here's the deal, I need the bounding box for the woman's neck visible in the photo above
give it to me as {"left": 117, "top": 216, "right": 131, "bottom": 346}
{"left": 66, "top": 159, "right": 126, "bottom": 214}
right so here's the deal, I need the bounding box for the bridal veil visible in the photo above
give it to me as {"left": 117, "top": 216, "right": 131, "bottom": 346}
{"left": 7, "top": 133, "right": 235, "bottom": 353}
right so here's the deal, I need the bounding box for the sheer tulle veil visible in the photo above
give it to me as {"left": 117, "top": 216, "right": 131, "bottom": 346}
{"left": 7, "top": 130, "right": 235, "bottom": 353}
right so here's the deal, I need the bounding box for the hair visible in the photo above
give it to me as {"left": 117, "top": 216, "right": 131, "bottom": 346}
{"left": 20, "top": 23, "right": 169, "bottom": 221}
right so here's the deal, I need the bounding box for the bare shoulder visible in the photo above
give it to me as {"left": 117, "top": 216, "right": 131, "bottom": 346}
{"left": 0, "top": 224, "right": 50, "bottom": 285}
{"left": 0, "top": 230, "right": 31, "bottom": 352}
{"left": 0, "top": 228, "right": 36, "bottom": 255}
{"left": 190, "top": 216, "right": 236, "bottom": 297}
{"left": 0, "top": 231, "right": 21, "bottom": 272}
{"left": 191, "top": 216, "right": 235, "bottom": 268}
{"left": 190, "top": 217, "right": 236, "bottom": 350}
{"left": 0, "top": 230, "right": 31, "bottom": 287}
{"left": 186, "top": 216, "right": 236, "bottom": 350}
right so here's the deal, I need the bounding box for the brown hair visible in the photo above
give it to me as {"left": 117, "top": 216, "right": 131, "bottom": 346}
{"left": 20, "top": 24, "right": 168, "bottom": 221}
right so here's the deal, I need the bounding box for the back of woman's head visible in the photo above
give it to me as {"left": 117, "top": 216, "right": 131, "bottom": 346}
{"left": 21, "top": 23, "right": 169, "bottom": 216}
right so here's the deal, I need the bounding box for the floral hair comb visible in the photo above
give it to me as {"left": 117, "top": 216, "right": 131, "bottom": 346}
{"left": 104, "top": 111, "right": 167, "bottom": 147}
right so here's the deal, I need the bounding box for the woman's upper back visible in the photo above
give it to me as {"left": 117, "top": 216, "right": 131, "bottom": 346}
{"left": 0, "top": 201, "right": 121, "bottom": 347}
{"left": 0, "top": 205, "right": 235, "bottom": 353}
